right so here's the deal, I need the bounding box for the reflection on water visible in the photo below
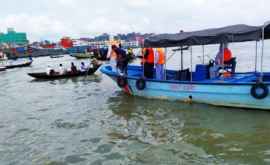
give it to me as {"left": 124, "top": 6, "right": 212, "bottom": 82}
{"left": 0, "top": 56, "right": 270, "bottom": 165}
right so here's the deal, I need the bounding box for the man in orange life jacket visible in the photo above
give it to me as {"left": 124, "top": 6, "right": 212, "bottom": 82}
{"left": 215, "top": 43, "right": 236, "bottom": 73}
{"left": 142, "top": 48, "right": 155, "bottom": 78}
{"left": 155, "top": 48, "right": 165, "bottom": 80}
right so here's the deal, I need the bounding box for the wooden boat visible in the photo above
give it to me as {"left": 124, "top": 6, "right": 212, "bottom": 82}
{"left": 28, "top": 64, "right": 101, "bottom": 80}
{"left": 101, "top": 21, "right": 270, "bottom": 110}
{"left": 71, "top": 53, "right": 93, "bottom": 59}
{"left": 50, "top": 55, "right": 64, "bottom": 58}
{"left": 0, "top": 66, "right": 6, "bottom": 72}
{"left": 6, "top": 60, "right": 32, "bottom": 69}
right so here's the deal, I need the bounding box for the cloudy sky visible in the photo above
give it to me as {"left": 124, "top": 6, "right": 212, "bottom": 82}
{"left": 0, "top": 0, "right": 269, "bottom": 41}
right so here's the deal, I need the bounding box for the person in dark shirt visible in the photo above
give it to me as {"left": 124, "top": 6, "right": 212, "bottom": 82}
{"left": 71, "top": 62, "right": 78, "bottom": 74}
{"left": 112, "top": 46, "right": 128, "bottom": 76}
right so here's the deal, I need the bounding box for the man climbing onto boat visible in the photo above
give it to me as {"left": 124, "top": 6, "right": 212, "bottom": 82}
{"left": 107, "top": 45, "right": 118, "bottom": 72}
{"left": 112, "top": 45, "right": 128, "bottom": 76}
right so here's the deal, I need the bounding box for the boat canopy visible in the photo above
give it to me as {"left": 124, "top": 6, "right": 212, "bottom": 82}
{"left": 144, "top": 24, "right": 270, "bottom": 47}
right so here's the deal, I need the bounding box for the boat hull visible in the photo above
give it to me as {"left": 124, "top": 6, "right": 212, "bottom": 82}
{"left": 50, "top": 55, "right": 64, "bottom": 58}
{"left": 71, "top": 53, "right": 93, "bottom": 59}
{"left": 101, "top": 65, "right": 270, "bottom": 110}
{"left": 28, "top": 65, "right": 100, "bottom": 80}
{"left": 6, "top": 61, "right": 32, "bottom": 69}
{"left": 0, "top": 67, "right": 6, "bottom": 72}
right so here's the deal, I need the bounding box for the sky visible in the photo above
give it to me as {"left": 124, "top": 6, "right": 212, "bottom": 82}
{"left": 0, "top": 0, "right": 269, "bottom": 41}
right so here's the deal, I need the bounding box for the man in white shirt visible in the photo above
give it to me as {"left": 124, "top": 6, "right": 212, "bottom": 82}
{"left": 46, "top": 65, "right": 52, "bottom": 75}
{"left": 80, "top": 62, "right": 88, "bottom": 72}
{"left": 59, "top": 64, "right": 65, "bottom": 75}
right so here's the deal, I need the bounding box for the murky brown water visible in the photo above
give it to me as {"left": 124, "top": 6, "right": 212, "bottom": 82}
{"left": 1, "top": 44, "right": 270, "bottom": 165}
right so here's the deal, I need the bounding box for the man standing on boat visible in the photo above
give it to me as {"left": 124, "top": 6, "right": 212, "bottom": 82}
{"left": 215, "top": 43, "right": 232, "bottom": 65}
{"left": 142, "top": 48, "right": 155, "bottom": 78}
{"left": 212, "top": 43, "right": 236, "bottom": 76}
{"left": 155, "top": 48, "right": 165, "bottom": 80}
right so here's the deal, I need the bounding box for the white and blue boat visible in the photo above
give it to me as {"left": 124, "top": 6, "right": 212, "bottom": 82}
{"left": 101, "top": 22, "right": 270, "bottom": 110}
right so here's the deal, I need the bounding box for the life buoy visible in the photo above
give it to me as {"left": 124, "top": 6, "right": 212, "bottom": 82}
{"left": 136, "top": 78, "right": 146, "bottom": 90}
{"left": 250, "top": 83, "right": 269, "bottom": 99}
{"left": 117, "top": 76, "right": 127, "bottom": 88}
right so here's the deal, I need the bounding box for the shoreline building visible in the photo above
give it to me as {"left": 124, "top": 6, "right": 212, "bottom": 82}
{"left": 0, "top": 28, "right": 28, "bottom": 45}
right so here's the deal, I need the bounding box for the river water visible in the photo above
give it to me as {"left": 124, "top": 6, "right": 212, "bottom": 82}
{"left": 1, "top": 43, "right": 270, "bottom": 165}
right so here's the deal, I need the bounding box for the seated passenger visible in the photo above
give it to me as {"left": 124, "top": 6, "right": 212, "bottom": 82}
{"left": 46, "top": 65, "right": 53, "bottom": 75}
{"left": 71, "top": 62, "right": 78, "bottom": 74}
{"left": 215, "top": 43, "right": 236, "bottom": 73}
{"left": 59, "top": 64, "right": 65, "bottom": 75}
{"left": 80, "top": 62, "right": 88, "bottom": 72}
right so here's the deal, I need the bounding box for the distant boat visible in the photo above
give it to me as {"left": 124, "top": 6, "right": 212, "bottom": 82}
{"left": 6, "top": 60, "right": 32, "bottom": 69}
{"left": 28, "top": 64, "right": 101, "bottom": 80}
{"left": 50, "top": 55, "right": 64, "bottom": 58}
{"left": 71, "top": 53, "right": 93, "bottom": 59}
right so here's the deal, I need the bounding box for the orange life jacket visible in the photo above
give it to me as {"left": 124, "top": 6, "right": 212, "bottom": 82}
{"left": 224, "top": 48, "right": 232, "bottom": 62}
{"left": 156, "top": 48, "right": 165, "bottom": 65}
{"left": 143, "top": 48, "right": 154, "bottom": 64}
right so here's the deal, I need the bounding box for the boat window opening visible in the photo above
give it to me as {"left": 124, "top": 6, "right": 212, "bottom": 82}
{"left": 202, "top": 45, "right": 205, "bottom": 65}
{"left": 260, "top": 26, "right": 265, "bottom": 81}
{"left": 190, "top": 46, "right": 193, "bottom": 82}
{"left": 255, "top": 41, "right": 258, "bottom": 73}
{"left": 181, "top": 46, "right": 184, "bottom": 71}
{"left": 164, "top": 48, "right": 168, "bottom": 80}
{"left": 222, "top": 43, "right": 225, "bottom": 71}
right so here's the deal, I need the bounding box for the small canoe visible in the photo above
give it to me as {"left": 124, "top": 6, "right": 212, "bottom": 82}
{"left": 28, "top": 65, "right": 101, "bottom": 80}
{"left": 71, "top": 53, "right": 93, "bottom": 59}
{"left": 50, "top": 55, "right": 64, "bottom": 58}
{"left": 6, "top": 60, "right": 33, "bottom": 69}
